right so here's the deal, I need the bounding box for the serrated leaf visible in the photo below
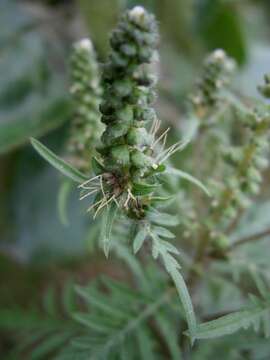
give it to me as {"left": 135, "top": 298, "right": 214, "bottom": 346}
{"left": 72, "top": 313, "right": 113, "bottom": 333}
{"left": 132, "top": 182, "right": 159, "bottom": 196}
{"left": 148, "top": 211, "right": 179, "bottom": 226}
{"left": 167, "top": 167, "right": 210, "bottom": 196}
{"left": 169, "top": 270, "right": 197, "bottom": 343}
{"left": 133, "top": 227, "right": 148, "bottom": 254}
{"left": 191, "top": 307, "right": 266, "bottom": 340}
{"left": 75, "top": 286, "right": 129, "bottom": 320}
{"left": 31, "top": 332, "right": 73, "bottom": 360}
{"left": 101, "top": 201, "right": 118, "bottom": 258}
{"left": 249, "top": 267, "right": 269, "bottom": 300}
{"left": 136, "top": 326, "right": 155, "bottom": 360}
{"left": 152, "top": 226, "right": 175, "bottom": 239}
{"left": 161, "top": 240, "right": 180, "bottom": 255}
{"left": 155, "top": 312, "right": 183, "bottom": 360}
{"left": 31, "top": 138, "right": 88, "bottom": 183}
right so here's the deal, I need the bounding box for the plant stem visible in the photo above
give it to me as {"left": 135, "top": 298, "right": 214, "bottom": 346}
{"left": 229, "top": 227, "right": 270, "bottom": 250}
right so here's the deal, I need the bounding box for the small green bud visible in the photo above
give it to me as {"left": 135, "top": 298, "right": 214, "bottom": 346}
{"left": 114, "top": 79, "right": 133, "bottom": 98}
{"left": 127, "top": 127, "right": 151, "bottom": 146}
{"left": 131, "top": 150, "right": 152, "bottom": 169}
{"left": 116, "top": 106, "right": 134, "bottom": 124}
{"left": 110, "top": 145, "right": 130, "bottom": 167}
{"left": 101, "top": 123, "right": 129, "bottom": 146}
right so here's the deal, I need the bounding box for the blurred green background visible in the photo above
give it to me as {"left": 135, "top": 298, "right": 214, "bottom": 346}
{"left": 1, "top": 0, "right": 270, "bottom": 357}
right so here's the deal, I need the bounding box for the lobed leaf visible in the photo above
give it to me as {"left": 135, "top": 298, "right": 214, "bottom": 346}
{"left": 147, "top": 211, "right": 179, "bottom": 226}
{"left": 133, "top": 226, "right": 148, "bottom": 254}
{"left": 191, "top": 307, "right": 266, "bottom": 340}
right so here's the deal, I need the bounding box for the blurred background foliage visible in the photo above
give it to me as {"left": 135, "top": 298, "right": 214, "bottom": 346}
{"left": 1, "top": 0, "right": 270, "bottom": 358}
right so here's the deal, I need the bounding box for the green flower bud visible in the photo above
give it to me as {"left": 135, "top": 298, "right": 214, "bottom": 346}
{"left": 127, "top": 127, "right": 151, "bottom": 146}
{"left": 131, "top": 150, "right": 152, "bottom": 169}
{"left": 109, "top": 145, "right": 130, "bottom": 167}
{"left": 191, "top": 49, "right": 235, "bottom": 117}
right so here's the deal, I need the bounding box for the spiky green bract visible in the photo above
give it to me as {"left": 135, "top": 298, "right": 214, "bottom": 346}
{"left": 191, "top": 49, "right": 235, "bottom": 118}
{"left": 68, "top": 38, "right": 102, "bottom": 172}
{"left": 97, "top": 6, "right": 159, "bottom": 220}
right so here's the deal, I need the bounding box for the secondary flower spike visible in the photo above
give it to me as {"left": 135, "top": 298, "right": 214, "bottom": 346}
{"left": 68, "top": 38, "right": 102, "bottom": 172}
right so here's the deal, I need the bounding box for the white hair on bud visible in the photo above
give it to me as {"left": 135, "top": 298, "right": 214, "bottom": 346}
{"left": 129, "top": 6, "right": 146, "bottom": 20}
{"left": 212, "top": 49, "right": 226, "bottom": 61}
{"left": 77, "top": 38, "right": 93, "bottom": 51}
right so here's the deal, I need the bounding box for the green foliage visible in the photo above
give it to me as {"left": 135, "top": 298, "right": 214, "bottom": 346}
{"left": 31, "top": 138, "right": 88, "bottom": 183}
{"left": 196, "top": 0, "right": 247, "bottom": 65}
{"left": 0, "top": 269, "right": 184, "bottom": 360}
{"left": 0, "top": 0, "right": 70, "bottom": 154}
{"left": 191, "top": 272, "right": 270, "bottom": 340}
{"left": 26, "top": 3, "right": 270, "bottom": 359}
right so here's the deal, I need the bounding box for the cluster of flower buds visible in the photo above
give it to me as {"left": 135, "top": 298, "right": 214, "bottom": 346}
{"left": 190, "top": 49, "right": 235, "bottom": 118}
{"left": 258, "top": 74, "right": 270, "bottom": 99}
{"left": 67, "top": 38, "right": 102, "bottom": 172}
{"left": 206, "top": 101, "right": 270, "bottom": 251}
{"left": 94, "top": 6, "right": 161, "bottom": 219}
{"left": 225, "top": 107, "right": 268, "bottom": 207}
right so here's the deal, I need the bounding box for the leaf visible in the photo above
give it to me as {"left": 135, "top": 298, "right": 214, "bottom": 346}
{"left": 249, "top": 267, "right": 269, "bottom": 300}
{"left": 0, "top": 0, "right": 70, "bottom": 154}
{"left": 136, "top": 326, "right": 155, "bottom": 360}
{"left": 149, "top": 231, "right": 196, "bottom": 342}
{"left": 133, "top": 227, "right": 148, "bottom": 254}
{"left": 152, "top": 226, "right": 175, "bottom": 239}
{"left": 161, "top": 240, "right": 180, "bottom": 255}
{"left": 72, "top": 313, "right": 113, "bottom": 333}
{"left": 147, "top": 211, "right": 179, "bottom": 226}
{"left": 75, "top": 286, "right": 129, "bottom": 320}
{"left": 31, "top": 332, "right": 73, "bottom": 360}
{"left": 132, "top": 182, "right": 159, "bottom": 196}
{"left": 155, "top": 312, "right": 183, "bottom": 360}
{"left": 31, "top": 138, "right": 88, "bottom": 183}
{"left": 92, "top": 157, "right": 105, "bottom": 175}
{"left": 191, "top": 307, "right": 266, "bottom": 340}
{"left": 58, "top": 180, "right": 73, "bottom": 226}
{"left": 167, "top": 167, "right": 210, "bottom": 196}
{"left": 198, "top": 0, "right": 247, "bottom": 65}
{"left": 150, "top": 196, "right": 173, "bottom": 205}
{"left": 169, "top": 270, "right": 197, "bottom": 343}
{"left": 101, "top": 201, "right": 118, "bottom": 258}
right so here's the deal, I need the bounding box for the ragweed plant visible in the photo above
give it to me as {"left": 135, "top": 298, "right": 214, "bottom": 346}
{"left": 30, "top": 6, "right": 270, "bottom": 353}
{"left": 31, "top": 6, "right": 210, "bottom": 339}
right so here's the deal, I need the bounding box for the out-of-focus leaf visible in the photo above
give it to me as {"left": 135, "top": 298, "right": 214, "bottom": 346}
{"left": 0, "top": 0, "right": 70, "bottom": 154}
{"left": 31, "top": 138, "right": 88, "bottom": 183}
{"left": 196, "top": 0, "right": 247, "bottom": 65}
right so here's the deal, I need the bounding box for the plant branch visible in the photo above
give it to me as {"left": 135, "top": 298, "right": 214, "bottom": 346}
{"left": 229, "top": 227, "right": 270, "bottom": 250}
